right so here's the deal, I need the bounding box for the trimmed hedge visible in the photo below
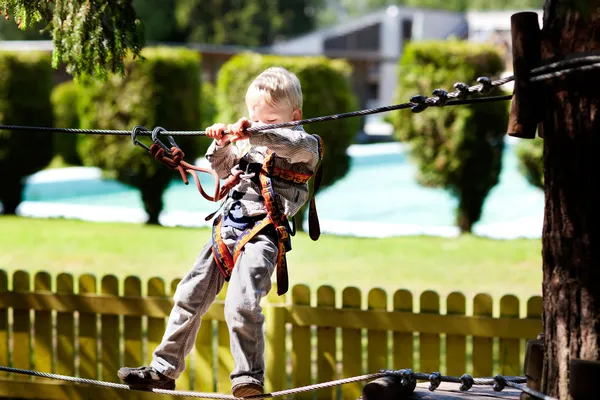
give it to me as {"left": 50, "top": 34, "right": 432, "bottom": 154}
{"left": 200, "top": 81, "right": 218, "bottom": 127}
{"left": 0, "top": 51, "right": 53, "bottom": 214}
{"left": 77, "top": 46, "right": 210, "bottom": 224}
{"left": 389, "top": 39, "right": 508, "bottom": 233}
{"left": 516, "top": 137, "right": 544, "bottom": 189}
{"left": 216, "top": 53, "right": 360, "bottom": 224}
{"left": 51, "top": 80, "right": 82, "bottom": 165}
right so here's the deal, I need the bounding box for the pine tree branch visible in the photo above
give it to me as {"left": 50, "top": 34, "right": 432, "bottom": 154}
{"left": 1, "top": 0, "right": 144, "bottom": 78}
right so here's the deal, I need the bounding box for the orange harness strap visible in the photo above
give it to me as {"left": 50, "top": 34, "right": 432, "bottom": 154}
{"left": 210, "top": 135, "right": 324, "bottom": 296}
{"left": 210, "top": 152, "right": 292, "bottom": 295}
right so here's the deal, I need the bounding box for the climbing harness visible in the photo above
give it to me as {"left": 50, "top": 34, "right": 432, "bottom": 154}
{"left": 210, "top": 135, "right": 325, "bottom": 296}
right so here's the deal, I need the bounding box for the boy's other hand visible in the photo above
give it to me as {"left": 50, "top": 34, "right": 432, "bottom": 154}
{"left": 206, "top": 123, "right": 231, "bottom": 146}
{"left": 228, "top": 117, "right": 252, "bottom": 142}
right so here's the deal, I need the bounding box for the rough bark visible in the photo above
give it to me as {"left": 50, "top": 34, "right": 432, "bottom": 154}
{"left": 540, "top": 1, "right": 600, "bottom": 398}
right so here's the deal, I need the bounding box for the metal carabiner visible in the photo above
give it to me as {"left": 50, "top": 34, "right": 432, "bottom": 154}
{"left": 151, "top": 126, "right": 171, "bottom": 154}
{"left": 131, "top": 125, "right": 151, "bottom": 151}
{"left": 151, "top": 126, "right": 182, "bottom": 155}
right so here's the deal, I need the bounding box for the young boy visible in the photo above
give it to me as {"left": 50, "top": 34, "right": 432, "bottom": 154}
{"left": 117, "top": 67, "right": 321, "bottom": 398}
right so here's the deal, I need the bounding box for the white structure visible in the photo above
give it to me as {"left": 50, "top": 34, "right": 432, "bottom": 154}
{"left": 271, "top": 6, "right": 468, "bottom": 111}
{"left": 271, "top": 7, "right": 542, "bottom": 139}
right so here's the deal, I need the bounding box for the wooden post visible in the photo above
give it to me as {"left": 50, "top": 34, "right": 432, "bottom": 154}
{"left": 520, "top": 338, "right": 544, "bottom": 400}
{"left": 569, "top": 359, "right": 600, "bottom": 400}
{"left": 507, "top": 11, "right": 542, "bottom": 138}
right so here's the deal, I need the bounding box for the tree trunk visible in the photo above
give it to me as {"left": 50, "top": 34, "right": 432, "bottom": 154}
{"left": 540, "top": 1, "right": 600, "bottom": 398}
{"left": 456, "top": 211, "right": 473, "bottom": 234}
{"left": 140, "top": 185, "right": 164, "bottom": 225}
{"left": 456, "top": 193, "right": 483, "bottom": 234}
{"left": 0, "top": 178, "right": 24, "bottom": 215}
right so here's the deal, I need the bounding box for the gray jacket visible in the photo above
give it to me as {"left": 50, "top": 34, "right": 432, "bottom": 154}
{"left": 205, "top": 125, "right": 320, "bottom": 218}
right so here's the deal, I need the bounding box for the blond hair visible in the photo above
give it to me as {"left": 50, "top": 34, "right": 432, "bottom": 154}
{"left": 245, "top": 67, "right": 303, "bottom": 110}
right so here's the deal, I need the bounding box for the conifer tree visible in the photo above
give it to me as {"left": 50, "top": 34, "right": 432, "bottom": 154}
{"left": 0, "top": 0, "right": 143, "bottom": 78}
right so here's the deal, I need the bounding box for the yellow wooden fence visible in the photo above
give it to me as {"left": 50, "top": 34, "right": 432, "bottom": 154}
{"left": 0, "top": 270, "right": 542, "bottom": 400}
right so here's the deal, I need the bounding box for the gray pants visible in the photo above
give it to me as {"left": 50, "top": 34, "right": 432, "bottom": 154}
{"left": 150, "top": 224, "right": 279, "bottom": 387}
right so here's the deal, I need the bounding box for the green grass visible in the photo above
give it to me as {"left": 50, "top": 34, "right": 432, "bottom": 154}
{"left": 0, "top": 216, "right": 542, "bottom": 313}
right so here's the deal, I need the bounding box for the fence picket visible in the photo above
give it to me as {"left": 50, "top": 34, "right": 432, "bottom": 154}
{"left": 341, "top": 287, "right": 362, "bottom": 400}
{"left": 367, "top": 288, "right": 387, "bottom": 374}
{"left": 393, "top": 289, "right": 413, "bottom": 370}
{"left": 100, "top": 275, "right": 119, "bottom": 382}
{"left": 419, "top": 291, "right": 440, "bottom": 373}
{"left": 473, "top": 293, "right": 494, "bottom": 376}
{"left": 0, "top": 271, "right": 7, "bottom": 378}
{"left": 124, "top": 276, "right": 142, "bottom": 370}
{"left": 526, "top": 296, "right": 543, "bottom": 376}
{"left": 316, "top": 285, "right": 336, "bottom": 400}
{"left": 170, "top": 278, "right": 192, "bottom": 391}
{"left": 446, "top": 292, "right": 466, "bottom": 376}
{"left": 527, "top": 296, "right": 543, "bottom": 321}
{"left": 499, "top": 295, "right": 520, "bottom": 376}
{"left": 291, "top": 284, "right": 311, "bottom": 399}
{"left": 56, "top": 273, "right": 75, "bottom": 377}
{"left": 33, "top": 272, "right": 53, "bottom": 375}
{"left": 78, "top": 274, "right": 98, "bottom": 379}
{"left": 146, "top": 277, "right": 166, "bottom": 369}
{"left": 265, "top": 284, "right": 286, "bottom": 393}
{"left": 12, "top": 271, "right": 31, "bottom": 378}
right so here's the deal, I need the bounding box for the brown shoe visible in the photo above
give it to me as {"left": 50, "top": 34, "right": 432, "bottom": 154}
{"left": 231, "top": 382, "right": 264, "bottom": 398}
{"left": 117, "top": 366, "right": 176, "bottom": 390}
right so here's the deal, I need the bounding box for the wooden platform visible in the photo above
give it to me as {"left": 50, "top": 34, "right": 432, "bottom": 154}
{"left": 408, "top": 381, "right": 521, "bottom": 399}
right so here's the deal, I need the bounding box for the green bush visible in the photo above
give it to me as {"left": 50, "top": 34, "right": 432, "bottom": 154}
{"left": 50, "top": 80, "right": 82, "bottom": 166}
{"left": 0, "top": 51, "right": 53, "bottom": 214}
{"left": 515, "top": 137, "right": 544, "bottom": 189}
{"left": 389, "top": 39, "right": 508, "bottom": 233}
{"left": 200, "top": 81, "right": 218, "bottom": 127}
{"left": 77, "top": 46, "right": 211, "bottom": 224}
{"left": 216, "top": 53, "right": 360, "bottom": 225}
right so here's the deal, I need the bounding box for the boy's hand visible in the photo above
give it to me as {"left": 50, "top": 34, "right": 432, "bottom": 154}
{"left": 228, "top": 117, "right": 252, "bottom": 142}
{"left": 205, "top": 123, "right": 231, "bottom": 146}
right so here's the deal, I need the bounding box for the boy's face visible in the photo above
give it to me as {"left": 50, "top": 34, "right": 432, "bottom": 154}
{"left": 247, "top": 93, "right": 301, "bottom": 125}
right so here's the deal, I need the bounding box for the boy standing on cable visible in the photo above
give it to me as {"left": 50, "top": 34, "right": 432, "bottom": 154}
{"left": 118, "top": 67, "right": 322, "bottom": 398}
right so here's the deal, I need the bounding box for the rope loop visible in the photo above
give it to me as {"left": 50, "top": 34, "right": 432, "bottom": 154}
{"left": 453, "top": 82, "right": 471, "bottom": 98}
{"left": 400, "top": 369, "right": 416, "bottom": 388}
{"left": 477, "top": 76, "right": 493, "bottom": 94}
{"left": 432, "top": 89, "right": 449, "bottom": 106}
{"left": 460, "top": 374, "right": 474, "bottom": 391}
{"left": 410, "top": 95, "right": 429, "bottom": 113}
{"left": 493, "top": 374, "right": 507, "bottom": 392}
{"left": 428, "top": 372, "right": 442, "bottom": 391}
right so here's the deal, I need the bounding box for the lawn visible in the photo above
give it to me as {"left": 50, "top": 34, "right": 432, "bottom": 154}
{"left": 0, "top": 216, "right": 542, "bottom": 314}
